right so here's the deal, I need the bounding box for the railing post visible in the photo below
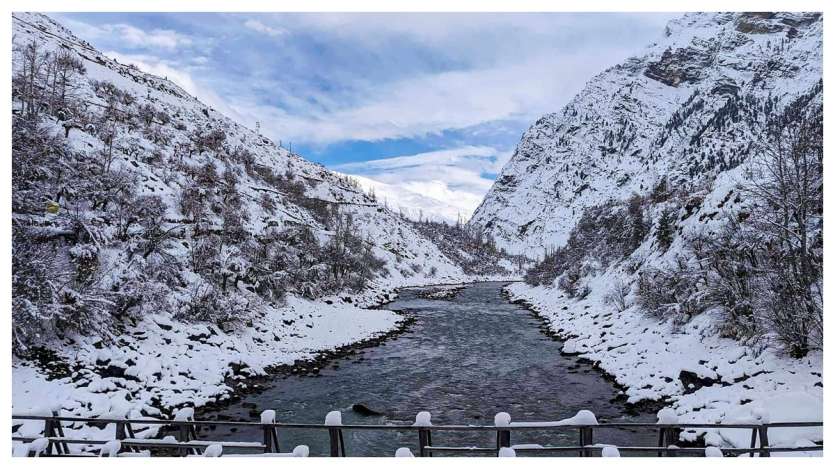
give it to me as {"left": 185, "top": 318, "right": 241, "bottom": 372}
{"left": 583, "top": 427, "right": 594, "bottom": 457}
{"left": 43, "top": 416, "right": 55, "bottom": 456}
{"left": 115, "top": 421, "right": 127, "bottom": 440}
{"left": 494, "top": 412, "right": 511, "bottom": 454}
{"left": 51, "top": 410, "right": 69, "bottom": 455}
{"left": 414, "top": 411, "right": 433, "bottom": 457}
{"left": 758, "top": 425, "right": 770, "bottom": 457}
{"left": 260, "top": 410, "right": 279, "bottom": 453}
{"left": 749, "top": 428, "right": 758, "bottom": 457}
{"left": 656, "top": 408, "right": 678, "bottom": 457}
{"left": 328, "top": 429, "right": 342, "bottom": 456}
{"left": 325, "top": 411, "right": 344, "bottom": 457}
{"left": 657, "top": 427, "right": 666, "bottom": 457}
{"left": 418, "top": 429, "right": 432, "bottom": 457}
{"left": 174, "top": 408, "right": 196, "bottom": 456}
{"left": 577, "top": 427, "right": 595, "bottom": 456}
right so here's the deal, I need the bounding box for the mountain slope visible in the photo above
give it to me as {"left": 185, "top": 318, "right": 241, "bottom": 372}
{"left": 10, "top": 12, "right": 512, "bottom": 426}
{"left": 470, "top": 11, "right": 823, "bottom": 449}
{"left": 470, "top": 12, "right": 822, "bottom": 255}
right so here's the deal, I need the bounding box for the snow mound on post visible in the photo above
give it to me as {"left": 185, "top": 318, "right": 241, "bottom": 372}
{"left": 498, "top": 447, "right": 516, "bottom": 457}
{"left": 494, "top": 412, "right": 511, "bottom": 427}
{"left": 204, "top": 444, "right": 223, "bottom": 457}
{"left": 656, "top": 408, "right": 678, "bottom": 425}
{"left": 293, "top": 445, "right": 310, "bottom": 457}
{"left": 568, "top": 410, "right": 598, "bottom": 425}
{"left": 100, "top": 440, "right": 121, "bottom": 457}
{"left": 601, "top": 446, "right": 620, "bottom": 457}
{"left": 260, "top": 410, "right": 276, "bottom": 424}
{"left": 414, "top": 411, "right": 432, "bottom": 426}
{"left": 325, "top": 410, "right": 342, "bottom": 426}
{"left": 395, "top": 447, "right": 415, "bottom": 457}
{"left": 29, "top": 437, "right": 50, "bottom": 456}
{"left": 174, "top": 407, "right": 194, "bottom": 421}
{"left": 705, "top": 446, "right": 724, "bottom": 457}
{"left": 752, "top": 407, "right": 770, "bottom": 424}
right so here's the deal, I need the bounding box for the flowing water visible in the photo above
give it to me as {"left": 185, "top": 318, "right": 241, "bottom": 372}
{"left": 198, "top": 282, "right": 657, "bottom": 456}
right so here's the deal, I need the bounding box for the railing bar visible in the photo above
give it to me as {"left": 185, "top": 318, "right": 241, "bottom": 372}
{"left": 425, "top": 445, "right": 824, "bottom": 453}
{"left": 11, "top": 415, "right": 823, "bottom": 430}
{"left": 11, "top": 436, "right": 821, "bottom": 455}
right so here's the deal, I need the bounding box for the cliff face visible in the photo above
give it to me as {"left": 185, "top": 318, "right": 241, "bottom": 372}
{"left": 469, "top": 12, "right": 822, "bottom": 255}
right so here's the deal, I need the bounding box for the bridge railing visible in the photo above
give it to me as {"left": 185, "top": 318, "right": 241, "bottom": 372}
{"left": 11, "top": 409, "right": 823, "bottom": 457}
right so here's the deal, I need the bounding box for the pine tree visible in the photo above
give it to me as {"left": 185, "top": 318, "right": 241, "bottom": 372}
{"left": 655, "top": 208, "right": 675, "bottom": 251}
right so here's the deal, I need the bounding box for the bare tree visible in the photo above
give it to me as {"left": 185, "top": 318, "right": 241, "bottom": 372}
{"left": 13, "top": 40, "right": 50, "bottom": 117}
{"left": 744, "top": 104, "right": 822, "bottom": 356}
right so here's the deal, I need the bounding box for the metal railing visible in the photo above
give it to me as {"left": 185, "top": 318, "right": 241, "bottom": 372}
{"left": 11, "top": 410, "right": 823, "bottom": 457}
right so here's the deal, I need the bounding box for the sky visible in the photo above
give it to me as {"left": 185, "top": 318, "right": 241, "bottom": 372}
{"left": 54, "top": 12, "right": 676, "bottom": 222}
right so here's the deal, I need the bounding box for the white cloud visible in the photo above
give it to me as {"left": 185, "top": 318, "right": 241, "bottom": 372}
{"left": 243, "top": 19, "right": 287, "bottom": 38}
{"left": 65, "top": 19, "right": 192, "bottom": 50}
{"left": 349, "top": 175, "right": 475, "bottom": 224}
{"left": 334, "top": 146, "right": 511, "bottom": 223}
{"left": 225, "top": 45, "right": 640, "bottom": 145}
{"left": 103, "top": 51, "right": 246, "bottom": 124}
{"left": 115, "top": 24, "right": 191, "bottom": 50}
{"left": 60, "top": 13, "right": 676, "bottom": 148}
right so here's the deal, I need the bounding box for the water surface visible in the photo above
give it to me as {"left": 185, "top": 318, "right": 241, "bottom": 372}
{"left": 199, "top": 282, "right": 656, "bottom": 456}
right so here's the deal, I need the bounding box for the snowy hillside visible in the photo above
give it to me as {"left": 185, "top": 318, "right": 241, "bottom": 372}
{"left": 11, "top": 12, "right": 515, "bottom": 425}
{"left": 471, "top": 12, "right": 822, "bottom": 255}
{"left": 471, "top": 11, "right": 822, "bottom": 449}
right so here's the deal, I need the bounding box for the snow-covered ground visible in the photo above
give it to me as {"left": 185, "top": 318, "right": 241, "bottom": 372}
{"left": 12, "top": 272, "right": 516, "bottom": 445}
{"left": 504, "top": 280, "right": 822, "bottom": 452}
{"left": 10, "top": 11, "right": 517, "bottom": 447}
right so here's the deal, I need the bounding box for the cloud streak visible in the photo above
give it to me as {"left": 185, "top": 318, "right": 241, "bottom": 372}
{"left": 243, "top": 19, "right": 287, "bottom": 37}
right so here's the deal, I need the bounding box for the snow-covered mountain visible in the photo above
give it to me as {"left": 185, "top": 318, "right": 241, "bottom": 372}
{"left": 470, "top": 12, "right": 822, "bottom": 255}
{"left": 470, "top": 12, "right": 823, "bottom": 448}
{"left": 11, "top": 12, "right": 515, "bottom": 424}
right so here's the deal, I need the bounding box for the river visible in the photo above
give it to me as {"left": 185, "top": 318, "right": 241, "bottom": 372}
{"left": 197, "top": 281, "right": 657, "bottom": 456}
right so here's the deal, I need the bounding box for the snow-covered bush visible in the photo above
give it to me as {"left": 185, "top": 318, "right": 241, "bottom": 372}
{"left": 176, "top": 281, "right": 252, "bottom": 325}
{"left": 603, "top": 279, "right": 630, "bottom": 312}
{"left": 412, "top": 218, "right": 522, "bottom": 276}
{"left": 524, "top": 196, "right": 648, "bottom": 288}
{"left": 636, "top": 260, "right": 708, "bottom": 322}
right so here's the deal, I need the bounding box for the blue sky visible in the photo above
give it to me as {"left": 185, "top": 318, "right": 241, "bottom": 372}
{"left": 54, "top": 12, "right": 675, "bottom": 221}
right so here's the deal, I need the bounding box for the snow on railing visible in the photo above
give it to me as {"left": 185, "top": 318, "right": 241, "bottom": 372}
{"left": 10, "top": 407, "right": 823, "bottom": 457}
{"left": 395, "top": 447, "right": 414, "bottom": 457}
